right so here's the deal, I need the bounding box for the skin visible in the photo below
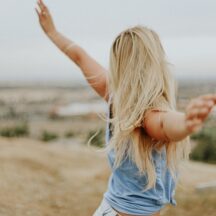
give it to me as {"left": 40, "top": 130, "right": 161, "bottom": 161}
{"left": 35, "top": 2, "right": 216, "bottom": 214}
{"left": 35, "top": 0, "right": 109, "bottom": 102}
{"left": 35, "top": 0, "right": 216, "bottom": 143}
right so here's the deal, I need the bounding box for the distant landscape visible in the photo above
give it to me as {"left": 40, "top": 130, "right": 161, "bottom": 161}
{"left": 0, "top": 79, "right": 215, "bottom": 216}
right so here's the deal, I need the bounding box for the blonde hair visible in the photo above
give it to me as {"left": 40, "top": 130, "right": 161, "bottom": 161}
{"left": 104, "top": 25, "right": 191, "bottom": 191}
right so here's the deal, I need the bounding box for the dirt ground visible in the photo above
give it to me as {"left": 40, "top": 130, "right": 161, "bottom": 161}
{"left": 0, "top": 138, "right": 215, "bottom": 216}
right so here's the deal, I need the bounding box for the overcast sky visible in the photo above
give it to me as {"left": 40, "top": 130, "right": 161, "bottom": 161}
{"left": 1, "top": 0, "right": 216, "bottom": 85}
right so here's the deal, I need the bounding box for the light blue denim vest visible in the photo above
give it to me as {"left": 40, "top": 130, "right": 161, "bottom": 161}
{"left": 103, "top": 94, "right": 178, "bottom": 216}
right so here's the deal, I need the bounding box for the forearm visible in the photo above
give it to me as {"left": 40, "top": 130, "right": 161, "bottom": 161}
{"left": 161, "top": 111, "right": 191, "bottom": 142}
{"left": 47, "top": 31, "right": 108, "bottom": 99}
{"left": 47, "top": 30, "right": 80, "bottom": 65}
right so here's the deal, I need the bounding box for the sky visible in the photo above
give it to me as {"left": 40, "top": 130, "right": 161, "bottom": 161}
{"left": 1, "top": 0, "right": 216, "bottom": 85}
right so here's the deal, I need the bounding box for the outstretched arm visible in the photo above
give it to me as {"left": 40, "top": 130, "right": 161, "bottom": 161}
{"left": 35, "top": 0, "right": 109, "bottom": 102}
{"left": 143, "top": 94, "right": 216, "bottom": 142}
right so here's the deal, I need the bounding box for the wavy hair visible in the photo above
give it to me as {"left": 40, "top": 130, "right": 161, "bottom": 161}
{"left": 105, "top": 25, "right": 191, "bottom": 191}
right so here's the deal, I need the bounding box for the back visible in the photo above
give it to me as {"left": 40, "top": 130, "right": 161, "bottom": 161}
{"left": 103, "top": 94, "right": 178, "bottom": 215}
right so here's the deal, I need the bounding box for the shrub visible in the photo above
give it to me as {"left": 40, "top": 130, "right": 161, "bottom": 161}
{"left": 40, "top": 131, "right": 58, "bottom": 142}
{"left": 64, "top": 131, "right": 75, "bottom": 138}
{"left": 86, "top": 127, "right": 105, "bottom": 148}
{"left": 190, "top": 127, "right": 216, "bottom": 164}
{"left": 0, "top": 123, "right": 29, "bottom": 138}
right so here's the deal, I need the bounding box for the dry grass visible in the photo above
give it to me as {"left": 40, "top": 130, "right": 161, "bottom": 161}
{"left": 163, "top": 187, "right": 216, "bottom": 216}
{"left": 0, "top": 138, "right": 215, "bottom": 216}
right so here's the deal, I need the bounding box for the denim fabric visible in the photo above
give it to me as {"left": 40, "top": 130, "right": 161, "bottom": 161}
{"left": 103, "top": 94, "right": 178, "bottom": 216}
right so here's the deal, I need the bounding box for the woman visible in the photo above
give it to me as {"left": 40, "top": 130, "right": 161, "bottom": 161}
{"left": 35, "top": 1, "right": 216, "bottom": 215}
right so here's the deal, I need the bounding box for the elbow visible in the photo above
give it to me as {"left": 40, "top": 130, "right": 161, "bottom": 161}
{"left": 143, "top": 110, "right": 189, "bottom": 143}
{"left": 66, "top": 45, "right": 82, "bottom": 66}
{"left": 163, "top": 113, "right": 191, "bottom": 142}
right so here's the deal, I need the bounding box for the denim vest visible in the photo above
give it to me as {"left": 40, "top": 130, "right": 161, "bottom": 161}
{"left": 103, "top": 94, "right": 178, "bottom": 215}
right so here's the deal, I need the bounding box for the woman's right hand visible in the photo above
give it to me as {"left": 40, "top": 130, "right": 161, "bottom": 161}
{"left": 35, "top": 0, "right": 57, "bottom": 37}
{"left": 185, "top": 94, "right": 216, "bottom": 133}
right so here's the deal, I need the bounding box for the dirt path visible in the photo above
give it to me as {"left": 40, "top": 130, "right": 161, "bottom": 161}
{"left": 0, "top": 138, "right": 215, "bottom": 216}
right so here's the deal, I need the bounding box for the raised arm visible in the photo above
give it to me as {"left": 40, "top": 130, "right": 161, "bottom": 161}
{"left": 35, "top": 0, "right": 109, "bottom": 102}
{"left": 143, "top": 94, "right": 216, "bottom": 142}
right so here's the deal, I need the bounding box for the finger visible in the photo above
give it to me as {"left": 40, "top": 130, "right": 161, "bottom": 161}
{"left": 186, "top": 119, "right": 203, "bottom": 133}
{"left": 187, "top": 106, "right": 212, "bottom": 120}
{"left": 189, "top": 98, "right": 214, "bottom": 110}
{"left": 37, "top": 2, "right": 42, "bottom": 12}
{"left": 199, "top": 98, "right": 215, "bottom": 108}
{"left": 186, "top": 99, "right": 214, "bottom": 118}
{"left": 39, "top": 0, "right": 48, "bottom": 12}
{"left": 41, "top": 12, "right": 47, "bottom": 18}
{"left": 37, "top": 0, "right": 45, "bottom": 11}
{"left": 199, "top": 94, "right": 216, "bottom": 103}
{"left": 192, "top": 118, "right": 203, "bottom": 128}
{"left": 197, "top": 101, "right": 214, "bottom": 112}
{"left": 185, "top": 120, "right": 197, "bottom": 133}
{"left": 192, "top": 118, "right": 203, "bottom": 132}
{"left": 39, "top": 0, "right": 47, "bottom": 8}
{"left": 186, "top": 108, "right": 200, "bottom": 120}
{"left": 189, "top": 99, "right": 205, "bottom": 109}
{"left": 35, "top": 7, "right": 40, "bottom": 17}
{"left": 186, "top": 98, "right": 204, "bottom": 112}
{"left": 192, "top": 124, "right": 203, "bottom": 133}
{"left": 186, "top": 106, "right": 206, "bottom": 120}
{"left": 197, "top": 107, "right": 211, "bottom": 120}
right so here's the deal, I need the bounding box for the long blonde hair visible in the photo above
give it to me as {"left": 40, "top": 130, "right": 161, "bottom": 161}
{"left": 105, "top": 25, "right": 191, "bottom": 191}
